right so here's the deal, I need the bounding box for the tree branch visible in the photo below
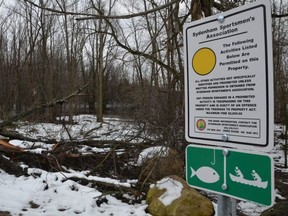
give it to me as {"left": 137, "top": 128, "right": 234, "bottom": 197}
{"left": 272, "top": 13, "right": 288, "bottom": 18}
{"left": 92, "top": 13, "right": 179, "bottom": 78}
{"left": 0, "top": 82, "right": 89, "bottom": 129}
{"left": 23, "top": 0, "right": 181, "bottom": 20}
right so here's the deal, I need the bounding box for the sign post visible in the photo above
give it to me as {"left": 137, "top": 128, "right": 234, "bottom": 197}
{"left": 184, "top": 0, "right": 274, "bottom": 152}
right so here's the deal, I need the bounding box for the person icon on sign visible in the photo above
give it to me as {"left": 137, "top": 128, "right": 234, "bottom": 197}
{"left": 235, "top": 167, "right": 243, "bottom": 178}
{"left": 251, "top": 170, "right": 262, "bottom": 182}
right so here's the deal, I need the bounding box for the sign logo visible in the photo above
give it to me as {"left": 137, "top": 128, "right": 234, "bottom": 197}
{"left": 192, "top": 47, "right": 216, "bottom": 75}
{"left": 196, "top": 119, "right": 206, "bottom": 131}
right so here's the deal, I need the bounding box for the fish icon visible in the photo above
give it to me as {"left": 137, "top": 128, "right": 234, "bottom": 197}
{"left": 190, "top": 166, "right": 220, "bottom": 183}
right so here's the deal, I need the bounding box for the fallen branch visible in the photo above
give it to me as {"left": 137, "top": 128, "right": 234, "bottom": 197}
{"left": 0, "top": 82, "right": 89, "bottom": 129}
{"left": 62, "top": 176, "right": 145, "bottom": 203}
{"left": 0, "top": 128, "right": 154, "bottom": 150}
{"left": 63, "top": 176, "right": 135, "bottom": 191}
{"left": 0, "top": 140, "right": 24, "bottom": 152}
{"left": 0, "top": 154, "right": 27, "bottom": 176}
{"left": 0, "top": 130, "right": 58, "bottom": 144}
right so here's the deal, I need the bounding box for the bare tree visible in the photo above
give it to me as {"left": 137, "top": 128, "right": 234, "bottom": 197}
{"left": 0, "top": 0, "right": 287, "bottom": 152}
{"left": 272, "top": 0, "right": 288, "bottom": 167}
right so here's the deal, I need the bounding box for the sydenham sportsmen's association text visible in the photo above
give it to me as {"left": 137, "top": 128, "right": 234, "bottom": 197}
{"left": 192, "top": 16, "right": 256, "bottom": 39}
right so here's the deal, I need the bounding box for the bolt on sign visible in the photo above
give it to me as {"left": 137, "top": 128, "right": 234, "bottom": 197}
{"left": 186, "top": 145, "right": 274, "bottom": 206}
{"left": 184, "top": 0, "right": 274, "bottom": 151}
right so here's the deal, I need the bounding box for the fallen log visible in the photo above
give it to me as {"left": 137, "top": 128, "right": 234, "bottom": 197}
{"left": 62, "top": 176, "right": 146, "bottom": 203}
{"left": 0, "top": 83, "right": 89, "bottom": 129}
{"left": 0, "top": 129, "right": 154, "bottom": 149}
{"left": 0, "top": 140, "right": 24, "bottom": 152}
{"left": 0, "top": 154, "right": 26, "bottom": 176}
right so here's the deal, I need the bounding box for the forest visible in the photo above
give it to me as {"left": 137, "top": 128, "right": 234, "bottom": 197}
{"left": 0, "top": 0, "right": 288, "bottom": 215}
{"left": 0, "top": 0, "right": 287, "bottom": 143}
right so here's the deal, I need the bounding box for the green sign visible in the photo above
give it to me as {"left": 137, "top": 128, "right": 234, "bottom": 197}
{"left": 186, "top": 145, "right": 274, "bottom": 206}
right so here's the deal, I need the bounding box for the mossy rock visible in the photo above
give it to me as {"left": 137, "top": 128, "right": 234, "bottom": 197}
{"left": 146, "top": 175, "right": 214, "bottom": 216}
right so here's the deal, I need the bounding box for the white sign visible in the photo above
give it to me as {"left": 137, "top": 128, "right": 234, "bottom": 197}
{"left": 184, "top": 0, "right": 274, "bottom": 151}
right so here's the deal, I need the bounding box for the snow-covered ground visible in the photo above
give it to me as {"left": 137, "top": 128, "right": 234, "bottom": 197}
{"left": 0, "top": 115, "right": 287, "bottom": 215}
{"left": 0, "top": 168, "right": 150, "bottom": 216}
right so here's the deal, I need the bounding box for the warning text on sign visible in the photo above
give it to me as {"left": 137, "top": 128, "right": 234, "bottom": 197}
{"left": 194, "top": 117, "right": 260, "bottom": 138}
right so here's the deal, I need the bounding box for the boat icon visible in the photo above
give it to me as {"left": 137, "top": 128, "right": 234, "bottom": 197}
{"left": 229, "top": 167, "right": 268, "bottom": 189}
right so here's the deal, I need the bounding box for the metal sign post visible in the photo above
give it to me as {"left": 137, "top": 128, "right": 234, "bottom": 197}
{"left": 217, "top": 195, "right": 236, "bottom": 216}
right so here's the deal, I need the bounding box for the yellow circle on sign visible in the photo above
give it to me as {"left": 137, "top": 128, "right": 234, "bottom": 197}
{"left": 192, "top": 48, "right": 216, "bottom": 75}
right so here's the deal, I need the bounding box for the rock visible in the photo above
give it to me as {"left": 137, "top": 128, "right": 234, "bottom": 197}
{"left": 260, "top": 202, "right": 288, "bottom": 216}
{"left": 139, "top": 149, "right": 184, "bottom": 182}
{"left": 146, "top": 175, "right": 214, "bottom": 216}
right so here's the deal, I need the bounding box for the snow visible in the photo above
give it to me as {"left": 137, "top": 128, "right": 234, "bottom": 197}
{"left": 0, "top": 116, "right": 287, "bottom": 215}
{"left": 237, "top": 201, "right": 268, "bottom": 216}
{"left": 137, "top": 146, "right": 169, "bottom": 166}
{"left": 9, "top": 139, "right": 54, "bottom": 154}
{"left": 0, "top": 168, "right": 149, "bottom": 216}
{"left": 15, "top": 115, "right": 147, "bottom": 143}
{"left": 275, "top": 189, "right": 286, "bottom": 200}
{"left": 0, "top": 115, "right": 153, "bottom": 216}
{"left": 154, "top": 177, "right": 183, "bottom": 206}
